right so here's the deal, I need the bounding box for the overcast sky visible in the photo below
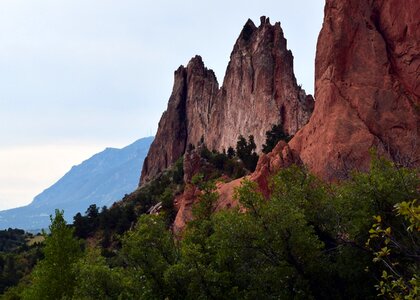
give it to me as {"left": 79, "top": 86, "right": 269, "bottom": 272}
{"left": 0, "top": 0, "right": 324, "bottom": 210}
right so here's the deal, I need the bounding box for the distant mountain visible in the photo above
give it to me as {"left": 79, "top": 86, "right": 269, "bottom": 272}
{"left": 0, "top": 137, "right": 153, "bottom": 230}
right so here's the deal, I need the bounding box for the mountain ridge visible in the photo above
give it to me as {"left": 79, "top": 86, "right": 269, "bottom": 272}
{"left": 0, "top": 136, "right": 153, "bottom": 230}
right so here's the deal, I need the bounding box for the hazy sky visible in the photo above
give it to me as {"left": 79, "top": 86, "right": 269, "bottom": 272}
{"left": 0, "top": 0, "right": 324, "bottom": 210}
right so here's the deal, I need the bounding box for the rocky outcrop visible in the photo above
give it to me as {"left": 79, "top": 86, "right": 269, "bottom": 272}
{"left": 213, "top": 0, "right": 420, "bottom": 203}
{"left": 141, "top": 56, "right": 219, "bottom": 183}
{"left": 144, "top": 1, "right": 420, "bottom": 232}
{"left": 206, "top": 16, "right": 314, "bottom": 152}
{"left": 287, "top": 0, "right": 420, "bottom": 180}
{"left": 140, "top": 17, "right": 314, "bottom": 184}
{"left": 250, "top": 141, "right": 300, "bottom": 197}
{"left": 173, "top": 177, "right": 243, "bottom": 234}
{"left": 173, "top": 183, "right": 200, "bottom": 233}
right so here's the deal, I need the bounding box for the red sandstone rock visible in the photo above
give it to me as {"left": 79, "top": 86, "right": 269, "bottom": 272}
{"left": 173, "top": 184, "right": 200, "bottom": 233}
{"left": 215, "top": 178, "right": 243, "bottom": 210}
{"left": 214, "top": 0, "right": 420, "bottom": 211}
{"left": 206, "top": 17, "right": 313, "bottom": 152}
{"left": 140, "top": 17, "right": 313, "bottom": 184}
{"left": 250, "top": 141, "right": 300, "bottom": 197}
{"left": 288, "top": 0, "right": 420, "bottom": 180}
{"left": 150, "top": 1, "right": 420, "bottom": 232}
{"left": 141, "top": 56, "right": 219, "bottom": 184}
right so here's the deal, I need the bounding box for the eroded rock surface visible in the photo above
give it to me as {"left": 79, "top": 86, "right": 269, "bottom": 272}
{"left": 140, "top": 17, "right": 313, "bottom": 184}
{"left": 289, "top": 0, "right": 420, "bottom": 180}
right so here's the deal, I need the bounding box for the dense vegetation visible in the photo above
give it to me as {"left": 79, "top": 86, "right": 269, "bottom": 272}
{"left": 0, "top": 229, "right": 26, "bottom": 253}
{"left": 2, "top": 154, "right": 418, "bottom": 299}
{"left": 0, "top": 230, "right": 43, "bottom": 295}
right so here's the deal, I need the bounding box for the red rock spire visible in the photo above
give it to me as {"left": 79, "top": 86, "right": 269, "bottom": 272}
{"left": 140, "top": 17, "right": 314, "bottom": 185}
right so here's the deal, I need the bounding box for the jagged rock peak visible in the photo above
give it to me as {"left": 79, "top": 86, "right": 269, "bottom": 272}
{"left": 238, "top": 19, "right": 257, "bottom": 41}
{"left": 218, "top": 16, "right": 313, "bottom": 151}
{"left": 260, "top": 16, "right": 270, "bottom": 25}
{"left": 186, "top": 55, "right": 218, "bottom": 82}
{"left": 174, "top": 55, "right": 216, "bottom": 80}
{"left": 140, "top": 16, "right": 314, "bottom": 185}
{"left": 140, "top": 55, "right": 219, "bottom": 184}
{"left": 235, "top": 16, "right": 286, "bottom": 50}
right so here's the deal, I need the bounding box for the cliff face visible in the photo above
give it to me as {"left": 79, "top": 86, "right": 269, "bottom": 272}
{"left": 205, "top": 16, "right": 313, "bottom": 152}
{"left": 141, "top": 1, "right": 420, "bottom": 232}
{"left": 141, "top": 17, "right": 314, "bottom": 184}
{"left": 256, "top": 0, "right": 420, "bottom": 185}
{"left": 140, "top": 56, "right": 219, "bottom": 183}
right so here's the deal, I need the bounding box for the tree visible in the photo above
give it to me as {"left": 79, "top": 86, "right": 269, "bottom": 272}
{"left": 23, "top": 210, "right": 82, "bottom": 300}
{"left": 236, "top": 135, "right": 259, "bottom": 172}
{"left": 73, "top": 212, "right": 89, "bottom": 238}
{"left": 227, "top": 146, "right": 235, "bottom": 159}
{"left": 366, "top": 200, "right": 420, "bottom": 299}
{"left": 262, "top": 124, "right": 291, "bottom": 154}
{"left": 165, "top": 174, "right": 223, "bottom": 299}
{"left": 73, "top": 248, "right": 127, "bottom": 299}
{"left": 329, "top": 154, "right": 420, "bottom": 298}
{"left": 121, "top": 214, "right": 178, "bottom": 299}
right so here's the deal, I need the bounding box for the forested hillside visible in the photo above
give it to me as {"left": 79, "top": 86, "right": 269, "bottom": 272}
{"left": 2, "top": 155, "right": 419, "bottom": 299}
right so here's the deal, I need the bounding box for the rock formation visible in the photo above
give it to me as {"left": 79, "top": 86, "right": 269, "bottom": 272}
{"left": 140, "top": 56, "right": 219, "bottom": 183}
{"left": 250, "top": 0, "right": 420, "bottom": 193}
{"left": 142, "top": 1, "right": 420, "bottom": 231}
{"left": 287, "top": 0, "right": 420, "bottom": 181}
{"left": 141, "top": 17, "right": 314, "bottom": 184}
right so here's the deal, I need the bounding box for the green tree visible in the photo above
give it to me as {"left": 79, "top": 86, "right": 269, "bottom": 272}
{"left": 165, "top": 174, "right": 223, "bottom": 299}
{"left": 73, "top": 248, "right": 128, "bottom": 299}
{"left": 227, "top": 146, "right": 235, "bottom": 159}
{"left": 121, "top": 214, "right": 178, "bottom": 299}
{"left": 236, "top": 135, "right": 258, "bottom": 172}
{"left": 23, "top": 210, "right": 82, "bottom": 300}
{"left": 366, "top": 200, "right": 420, "bottom": 299}
{"left": 262, "top": 123, "right": 291, "bottom": 154}
{"left": 328, "top": 154, "right": 420, "bottom": 298}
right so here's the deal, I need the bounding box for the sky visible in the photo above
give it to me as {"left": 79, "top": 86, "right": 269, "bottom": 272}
{"left": 0, "top": 0, "right": 324, "bottom": 210}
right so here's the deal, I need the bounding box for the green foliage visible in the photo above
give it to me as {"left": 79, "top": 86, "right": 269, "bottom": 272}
{"left": 366, "top": 200, "right": 420, "bottom": 299}
{"left": 262, "top": 123, "right": 292, "bottom": 154}
{"left": 0, "top": 229, "right": 43, "bottom": 296}
{"left": 5, "top": 154, "right": 419, "bottom": 300}
{"left": 73, "top": 204, "right": 99, "bottom": 239}
{"left": 73, "top": 158, "right": 184, "bottom": 240}
{"left": 164, "top": 174, "right": 222, "bottom": 299}
{"left": 121, "top": 214, "right": 178, "bottom": 299}
{"left": 172, "top": 156, "right": 185, "bottom": 185}
{"left": 133, "top": 156, "right": 185, "bottom": 216}
{"left": 190, "top": 174, "right": 218, "bottom": 222}
{"left": 236, "top": 135, "right": 259, "bottom": 172}
{"left": 0, "top": 229, "right": 26, "bottom": 253}
{"left": 396, "top": 200, "right": 420, "bottom": 232}
{"left": 0, "top": 247, "right": 42, "bottom": 297}
{"left": 72, "top": 248, "right": 128, "bottom": 299}
{"left": 22, "top": 210, "right": 82, "bottom": 300}
{"left": 211, "top": 178, "right": 324, "bottom": 298}
{"left": 334, "top": 155, "right": 419, "bottom": 242}
{"left": 198, "top": 145, "right": 246, "bottom": 180}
